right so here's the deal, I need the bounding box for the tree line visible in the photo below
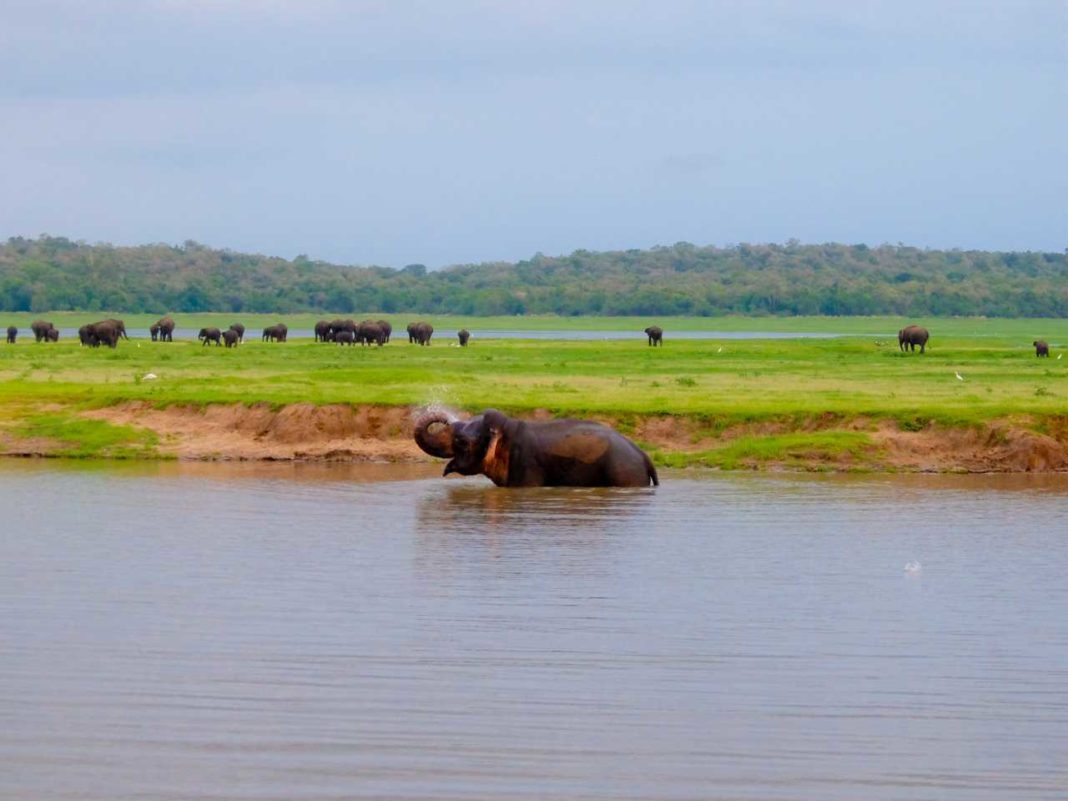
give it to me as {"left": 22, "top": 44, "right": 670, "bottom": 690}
{"left": 1, "top": 236, "right": 1065, "bottom": 317}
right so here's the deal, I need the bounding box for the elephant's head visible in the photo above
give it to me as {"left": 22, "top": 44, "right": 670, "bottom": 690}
{"left": 414, "top": 409, "right": 508, "bottom": 477}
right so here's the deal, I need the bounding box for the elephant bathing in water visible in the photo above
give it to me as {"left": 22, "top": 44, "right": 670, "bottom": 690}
{"left": 414, "top": 409, "right": 659, "bottom": 487}
{"left": 898, "top": 325, "right": 929, "bottom": 353}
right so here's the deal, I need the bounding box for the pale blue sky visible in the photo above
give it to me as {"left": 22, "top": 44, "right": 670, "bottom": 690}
{"left": 2, "top": 0, "right": 1064, "bottom": 266}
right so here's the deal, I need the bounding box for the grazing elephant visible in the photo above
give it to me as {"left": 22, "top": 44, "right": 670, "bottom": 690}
{"left": 1034, "top": 340, "right": 1050, "bottom": 357}
{"left": 644, "top": 326, "right": 663, "bottom": 346}
{"left": 198, "top": 327, "right": 222, "bottom": 346}
{"left": 5, "top": 326, "right": 16, "bottom": 344}
{"left": 329, "top": 319, "right": 356, "bottom": 340}
{"left": 414, "top": 409, "right": 659, "bottom": 488}
{"left": 314, "top": 320, "right": 332, "bottom": 342}
{"left": 377, "top": 320, "right": 392, "bottom": 343}
{"left": 46, "top": 327, "right": 59, "bottom": 342}
{"left": 149, "top": 324, "right": 160, "bottom": 341}
{"left": 155, "top": 317, "right": 175, "bottom": 342}
{"left": 82, "top": 320, "right": 121, "bottom": 348}
{"left": 31, "top": 320, "right": 55, "bottom": 342}
{"left": 898, "top": 325, "right": 930, "bottom": 353}
{"left": 457, "top": 329, "right": 470, "bottom": 347}
{"left": 103, "top": 318, "right": 129, "bottom": 341}
{"left": 335, "top": 329, "right": 356, "bottom": 345}
{"left": 222, "top": 328, "right": 240, "bottom": 348}
{"left": 262, "top": 324, "right": 288, "bottom": 342}
{"left": 407, "top": 321, "right": 433, "bottom": 345}
{"left": 229, "top": 323, "right": 245, "bottom": 343}
{"left": 356, "top": 321, "right": 386, "bottom": 346}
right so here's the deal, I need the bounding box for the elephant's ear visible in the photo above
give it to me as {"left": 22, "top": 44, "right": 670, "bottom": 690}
{"left": 482, "top": 409, "right": 508, "bottom": 435}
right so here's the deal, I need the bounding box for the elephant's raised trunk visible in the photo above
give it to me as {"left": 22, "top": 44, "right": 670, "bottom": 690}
{"left": 414, "top": 412, "right": 455, "bottom": 458}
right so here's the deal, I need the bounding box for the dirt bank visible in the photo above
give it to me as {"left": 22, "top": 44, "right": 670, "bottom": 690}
{"left": 630, "top": 413, "right": 1068, "bottom": 472}
{"left": 78, "top": 402, "right": 422, "bottom": 462}
{"left": 3, "top": 402, "right": 1067, "bottom": 472}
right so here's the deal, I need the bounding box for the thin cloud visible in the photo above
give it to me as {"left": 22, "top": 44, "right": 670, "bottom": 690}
{"left": 1, "top": 1, "right": 1063, "bottom": 264}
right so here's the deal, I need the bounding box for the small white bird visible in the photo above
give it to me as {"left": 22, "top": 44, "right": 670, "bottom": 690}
{"left": 1059, "top": 354, "right": 1063, "bottom": 360}
{"left": 717, "top": 347, "right": 723, "bottom": 353}
{"left": 955, "top": 372, "right": 964, "bottom": 381}
{"left": 142, "top": 373, "right": 158, "bottom": 381}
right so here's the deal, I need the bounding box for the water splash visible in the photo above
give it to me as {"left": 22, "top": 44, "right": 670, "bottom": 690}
{"left": 904, "top": 561, "right": 922, "bottom": 575}
{"left": 411, "top": 399, "right": 462, "bottom": 425}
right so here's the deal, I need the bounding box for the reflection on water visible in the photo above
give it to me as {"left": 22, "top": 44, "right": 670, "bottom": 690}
{"left": 418, "top": 482, "right": 657, "bottom": 531}
{"left": 1, "top": 462, "right": 1067, "bottom": 801}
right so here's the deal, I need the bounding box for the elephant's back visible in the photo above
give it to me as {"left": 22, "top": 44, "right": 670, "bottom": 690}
{"left": 531, "top": 420, "right": 656, "bottom": 485}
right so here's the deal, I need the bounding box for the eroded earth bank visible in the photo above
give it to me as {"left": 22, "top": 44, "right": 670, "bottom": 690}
{"left": 2, "top": 401, "right": 1066, "bottom": 473}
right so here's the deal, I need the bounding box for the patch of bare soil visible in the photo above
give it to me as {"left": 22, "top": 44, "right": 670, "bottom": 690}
{"left": 632, "top": 413, "right": 1068, "bottom": 472}
{"left": 874, "top": 420, "right": 1068, "bottom": 472}
{"left": 633, "top": 414, "right": 865, "bottom": 452}
{"left": 0, "top": 432, "right": 67, "bottom": 458}
{"left": 83, "top": 402, "right": 423, "bottom": 462}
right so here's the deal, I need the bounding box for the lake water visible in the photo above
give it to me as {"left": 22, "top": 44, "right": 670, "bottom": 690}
{"left": 2, "top": 461, "right": 1066, "bottom": 800}
{"left": 52, "top": 327, "right": 846, "bottom": 342}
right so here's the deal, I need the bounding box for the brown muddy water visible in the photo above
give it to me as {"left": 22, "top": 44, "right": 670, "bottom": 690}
{"left": 1, "top": 462, "right": 1066, "bottom": 800}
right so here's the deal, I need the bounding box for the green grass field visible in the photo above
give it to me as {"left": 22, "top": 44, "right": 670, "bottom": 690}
{"left": 1, "top": 316, "right": 1064, "bottom": 464}
{"left": 5, "top": 312, "right": 1068, "bottom": 339}
{"left": 1, "top": 320, "right": 1064, "bottom": 418}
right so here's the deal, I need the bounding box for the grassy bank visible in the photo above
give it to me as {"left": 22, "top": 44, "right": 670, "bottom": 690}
{"left": 0, "top": 318, "right": 1065, "bottom": 468}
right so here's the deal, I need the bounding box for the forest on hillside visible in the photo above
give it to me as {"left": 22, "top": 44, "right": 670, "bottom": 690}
{"left": 1, "top": 236, "right": 1065, "bottom": 317}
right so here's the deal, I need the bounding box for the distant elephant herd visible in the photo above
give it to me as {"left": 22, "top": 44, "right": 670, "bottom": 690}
{"left": 2, "top": 317, "right": 467, "bottom": 348}
{"left": 313, "top": 319, "right": 392, "bottom": 346}
{"left": 3, "top": 318, "right": 134, "bottom": 347}
{"left": 1, "top": 319, "right": 1056, "bottom": 359}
